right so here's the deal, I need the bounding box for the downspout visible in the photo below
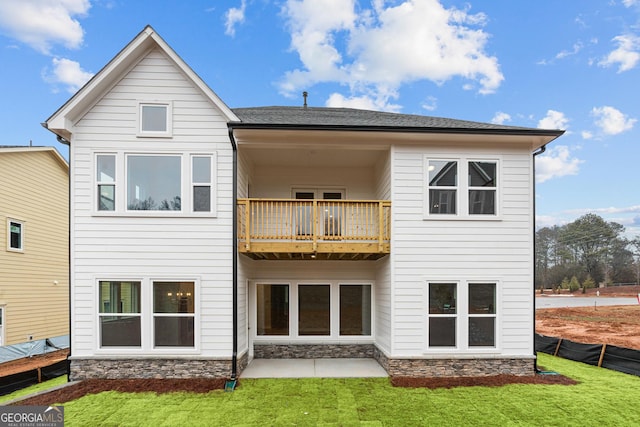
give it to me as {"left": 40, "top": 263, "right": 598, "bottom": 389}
{"left": 42, "top": 125, "right": 72, "bottom": 381}
{"left": 532, "top": 144, "right": 546, "bottom": 373}
{"left": 228, "top": 127, "right": 238, "bottom": 381}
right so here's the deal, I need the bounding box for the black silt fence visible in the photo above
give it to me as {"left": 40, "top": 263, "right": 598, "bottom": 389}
{"left": 0, "top": 359, "right": 68, "bottom": 397}
{"left": 535, "top": 333, "right": 640, "bottom": 377}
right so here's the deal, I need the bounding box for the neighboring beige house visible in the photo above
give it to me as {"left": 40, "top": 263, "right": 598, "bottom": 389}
{"left": 0, "top": 146, "right": 69, "bottom": 346}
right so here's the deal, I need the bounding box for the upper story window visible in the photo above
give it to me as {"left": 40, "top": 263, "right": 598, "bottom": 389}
{"left": 7, "top": 219, "right": 24, "bottom": 252}
{"left": 94, "top": 152, "right": 216, "bottom": 216}
{"left": 425, "top": 157, "right": 499, "bottom": 219}
{"left": 138, "top": 102, "right": 172, "bottom": 137}
{"left": 127, "top": 155, "right": 181, "bottom": 211}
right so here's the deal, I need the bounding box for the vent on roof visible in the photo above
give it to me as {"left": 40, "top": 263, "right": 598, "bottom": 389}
{"left": 303, "top": 91, "right": 308, "bottom": 108}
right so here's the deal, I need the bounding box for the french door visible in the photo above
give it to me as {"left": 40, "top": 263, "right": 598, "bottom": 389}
{"left": 293, "top": 188, "right": 345, "bottom": 238}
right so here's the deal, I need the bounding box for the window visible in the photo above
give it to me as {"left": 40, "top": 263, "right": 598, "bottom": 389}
{"left": 254, "top": 281, "right": 373, "bottom": 338}
{"left": 127, "top": 155, "right": 181, "bottom": 211}
{"left": 468, "top": 161, "right": 497, "bottom": 215}
{"left": 340, "top": 285, "right": 371, "bottom": 335}
{"left": 299, "top": 285, "right": 330, "bottom": 336}
{"left": 425, "top": 157, "right": 499, "bottom": 218}
{"left": 256, "top": 284, "right": 289, "bottom": 336}
{"left": 7, "top": 220, "right": 24, "bottom": 251}
{"left": 427, "top": 281, "right": 498, "bottom": 350}
{"left": 428, "top": 283, "right": 457, "bottom": 347}
{"left": 99, "top": 281, "right": 141, "bottom": 347}
{"left": 468, "top": 283, "right": 496, "bottom": 347}
{"left": 153, "top": 281, "right": 195, "bottom": 347}
{"left": 97, "top": 154, "right": 116, "bottom": 211}
{"left": 139, "top": 103, "right": 172, "bottom": 136}
{"left": 192, "top": 155, "right": 212, "bottom": 212}
{"left": 427, "top": 160, "right": 457, "bottom": 214}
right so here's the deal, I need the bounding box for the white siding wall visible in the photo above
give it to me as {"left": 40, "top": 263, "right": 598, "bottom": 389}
{"left": 70, "top": 48, "right": 234, "bottom": 358}
{"left": 390, "top": 144, "right": 534, "bottom": 357}
{"left": 250, "top": 165, "right": 375, "bottom": 199}
{"left": 373, "top": 150, "right": 392, "bottom": 354}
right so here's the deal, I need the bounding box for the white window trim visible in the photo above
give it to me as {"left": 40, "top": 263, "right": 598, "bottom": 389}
{"left": 7, "top": 218, "right": 24, "bottom": 252}
{"left": 96, "top": 153, "right": 117, "bottom": 212}
{"left": 250, "top": 280, "right": 375, "bottom": 344}
{"left": 424, "top": 156, "right": 501, "bottom": 220}
{"left": 94, "top": 277, "right": 200, "bottom": 355}
{"left": 424, "top": 279, "right": 502, "bottom": 355}
{"left": 137, "top": 101, "right": 173, "bottom": 137}
{"left": 92, "top": 151, "right": 217, "bottom": 217}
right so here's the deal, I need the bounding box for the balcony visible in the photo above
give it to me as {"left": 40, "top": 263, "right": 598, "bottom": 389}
{"left": 237, "top": 198, "right": 391, "bottom": 260}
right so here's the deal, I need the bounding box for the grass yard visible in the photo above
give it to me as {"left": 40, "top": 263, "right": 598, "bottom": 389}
{"left": 28, "top": 354, "right": 637, "bottom": 426}
{"left": 0, "top": 375, "right": 68, "bottom": 404}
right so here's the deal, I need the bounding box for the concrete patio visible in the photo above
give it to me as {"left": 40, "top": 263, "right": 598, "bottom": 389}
{"left": 241, "top": 358, "right": 388, "bottom": 378}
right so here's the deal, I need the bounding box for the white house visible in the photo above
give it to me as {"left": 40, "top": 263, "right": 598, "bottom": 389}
{"left": 45, "top": 26, "right": 563, "bottom": 380}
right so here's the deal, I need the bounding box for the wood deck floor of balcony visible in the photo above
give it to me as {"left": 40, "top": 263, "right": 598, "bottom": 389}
{"left": 239, "top": 241, "right": 390, "bottom": 260}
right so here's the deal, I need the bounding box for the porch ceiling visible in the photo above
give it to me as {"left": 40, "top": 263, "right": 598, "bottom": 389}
{"left": 242, "top": 146, "right": 386, "bottom": 168}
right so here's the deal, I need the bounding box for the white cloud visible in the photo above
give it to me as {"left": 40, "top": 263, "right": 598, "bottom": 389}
{"left": 0, "top": 0, "right": 90, "bottom": 54}
{"left": 555, "top": 41, "right": 583, "bottom": 60}
{"left": 622, "top": 0, "right": 639, "bottom": 7}
{"left": 591, "top": 106, "right": 636, "bottom": 135}
{"left": 598, "top": 34, "right": 640, "bottom": 72}
{"left": 491, "top": 112, "right": 511, "bottom": 125}
{"left": 535, "top": 145, "right": 583, "bottom": 183}
{"left": 225, "top": 0, "right": 246, "bottom": 37}
{"left": 581, "top": 130, "right": 593, "bottom": 140}
{"left": 537, "top": 110, "right": 569, "bottom": 130}
{"left": 280, "top": 0, "right": 503, "bottom": 108}
{"left": 43, "top": 57, "right": 93, "bottom": 93}
{"left": 421, "top": 96, "right": 437, "bottom": 112}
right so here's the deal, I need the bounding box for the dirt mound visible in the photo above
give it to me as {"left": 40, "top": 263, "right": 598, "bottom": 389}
{"left": 536, "top": 305, "right": 640, "bottom": 350}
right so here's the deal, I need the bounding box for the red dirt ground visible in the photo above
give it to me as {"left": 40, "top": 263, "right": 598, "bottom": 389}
{"left": 0, "top": 349, "right": 69, "bottom": 376}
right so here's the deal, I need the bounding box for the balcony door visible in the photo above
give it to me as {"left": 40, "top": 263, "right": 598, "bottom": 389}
{"left": 294, "top": 188, "right": 345, "bottom": 238}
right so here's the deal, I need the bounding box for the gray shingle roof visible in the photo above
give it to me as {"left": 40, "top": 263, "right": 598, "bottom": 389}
{"left": 231, "top": 106, "right": 561, "bottom": 135}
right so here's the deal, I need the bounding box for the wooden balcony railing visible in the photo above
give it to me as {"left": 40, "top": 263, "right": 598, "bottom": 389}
{"left": 237, "top": 198, "right": 391, "bottom": 260}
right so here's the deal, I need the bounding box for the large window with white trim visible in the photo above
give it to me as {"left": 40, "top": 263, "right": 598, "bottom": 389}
{"left": 99, "top": 281, "right": 141, "bottom": 347}
{"left": 254, "top": 282, "right": 372, "bottom": 338}
{"left": 425, "top": 157, "right": 499, "bottom": 218}
{"left": 94, "top": 152, "right": 216, "bottom": 215}
{"left": 153, "top": 281, "right": 195, "bottom": 347}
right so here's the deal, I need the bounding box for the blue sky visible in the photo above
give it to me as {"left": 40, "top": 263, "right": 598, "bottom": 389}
{"left": 0, "top": 0, "right": 638, "bottom": 237}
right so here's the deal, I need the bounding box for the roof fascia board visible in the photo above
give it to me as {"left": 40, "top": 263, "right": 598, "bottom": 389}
{"left": 46, "top": 26, "right": 238, "bottom": 139}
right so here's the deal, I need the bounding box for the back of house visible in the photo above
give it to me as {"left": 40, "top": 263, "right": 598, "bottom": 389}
{"left": 45, "top": 26, "right": 562, "bottom": 381}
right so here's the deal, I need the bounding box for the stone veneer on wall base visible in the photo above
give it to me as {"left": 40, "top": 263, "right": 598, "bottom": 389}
{"left": 70, "top": 354, "right": 248, "bottom": 381}
{"left": 373, "top": 347, "right": 535, "bottom": 377}
{"left": 253, "top": 344, "right": 375, "bottom": 359}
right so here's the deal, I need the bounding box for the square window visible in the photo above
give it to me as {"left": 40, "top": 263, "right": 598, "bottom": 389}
{"left": 139, "top": 103, "right": 172, "bottom": 136}
{"left": 127, "top": 155, "right": 181, "bottom": 211}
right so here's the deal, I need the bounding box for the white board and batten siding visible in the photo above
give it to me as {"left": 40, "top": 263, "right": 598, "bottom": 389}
{"left": 70, "top": 48, "right": 234, "bottom": 358}
{"left": 389, "top": 144, "right": 534, "bottom": 358}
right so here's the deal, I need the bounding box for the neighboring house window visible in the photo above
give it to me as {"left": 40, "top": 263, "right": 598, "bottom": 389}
{"left": 255, "top": 282, "right": 373, "bottom": 338}
{"left": 425, "top": 157, "right": 499, "bottom": 218}
{"left": 127, "top": 155, "right": 181, "bottom": 211}
{"left": 427, "top": 160, "right": 457, "bottom": 215}
{"left": 153, "top": 281, "right": 195, "bottom": 347}
{"left": 468, "top": 161, "right": 497, "bottom": 215}
{"left": 468, "top": 283, "right": 496, "bottom": 347}
{"left": 192, "top": 155, "right": 212, "bottom": 212}
{"left": 7, "top": 219, "right": 24, "bottom": 251}
{"left": 99, "top": 281, "right": 141, "bottom": 347}
{"left": 428, "top": 283, "right": 457, "bottom": 347}
{"left": 97, "top": 154, "right": 116, "bottom": 211}
{"left": 138, "top": 102, "right": 172, "bottom": 136}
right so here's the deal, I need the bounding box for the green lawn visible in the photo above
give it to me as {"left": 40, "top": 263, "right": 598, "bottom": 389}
{"left": 0, "top": 375, "right": 68, "bottom": 404}
{"left": 10, "top": 354, "right": 640, "bottom": 426}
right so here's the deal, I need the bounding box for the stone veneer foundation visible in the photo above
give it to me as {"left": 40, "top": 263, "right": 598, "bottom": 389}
{"left": 253, "top": 344, "right": 375, "bottom": 359}
{"left": 373, "top": 347, "right": 535, "bottom": 377}
{"left": 69, "top": 353, "right": 248, "bottom": 381}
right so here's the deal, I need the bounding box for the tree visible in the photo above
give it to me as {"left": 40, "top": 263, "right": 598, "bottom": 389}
{"left": 569, "top": 276, "right": 580, "bottom": 293}
{"left": 582, "top": 275, "right": 595, "bottom": 294}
